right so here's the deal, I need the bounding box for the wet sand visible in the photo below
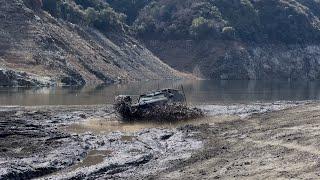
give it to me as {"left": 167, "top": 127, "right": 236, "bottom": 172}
{"left": 0, "top": 101, "right": 317, "bottom": 179}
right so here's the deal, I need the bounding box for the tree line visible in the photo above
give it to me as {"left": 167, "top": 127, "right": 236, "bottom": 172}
{"left": 23, "top": 0, "right": 320, "bottom": 43}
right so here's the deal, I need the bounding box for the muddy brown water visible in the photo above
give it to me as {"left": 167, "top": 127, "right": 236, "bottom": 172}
{"left": 70, "top": 150, "right": 113, "bottom": 170}
{"left": 1, "top": 80, "right": 320, "bottom": 106}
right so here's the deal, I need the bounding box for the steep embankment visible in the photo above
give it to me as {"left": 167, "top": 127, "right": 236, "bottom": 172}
{"left": 144, "top": 40, "right": 320, "bottom": 80}
{"left": 0, "top": 0, "right": 182, "bottom": 87}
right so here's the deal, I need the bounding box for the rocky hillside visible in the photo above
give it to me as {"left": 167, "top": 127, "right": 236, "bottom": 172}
{"left": 0, "top": 0, "right": 182, "bottom": 87}
{"left": 145, "top": 40, "right": 320, "bottom": 80}
{"left": 129, "top": 0, "right": 320, "bottom": 80}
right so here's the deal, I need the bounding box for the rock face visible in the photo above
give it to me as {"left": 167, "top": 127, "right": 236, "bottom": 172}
{"left": 144, "top": 40, "right": 320, "bottom": 80}
{"left": 0, "top": 0, "right": 182, "bottom": 87}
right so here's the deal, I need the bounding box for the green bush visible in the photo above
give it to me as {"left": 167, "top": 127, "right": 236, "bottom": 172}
{"left": 40, "top": 0, "right": 127, "bottom": 33}
{"left": 85, "top": 7, "right": 98, "bottom": 25}
{"left": 133, "top": 0, "right": 226, "bottom": 39}
{"left": 105, "top": 0, "right": 152, "bottom": 24}
{"left": 213, "top": 0, "right": 260, "bottom": 41}
{"left": 84, "top": 7, "right": 126, "bottom": 32}
{"left": 190, "top": 17, "right": 213, "bottom": 38}
{"left": 74, "top": 0, "right": 104, "bottom": 9}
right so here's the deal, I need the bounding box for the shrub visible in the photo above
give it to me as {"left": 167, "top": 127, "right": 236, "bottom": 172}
{"left": 40, "top": 0, "right": 127, "bottom": 33}
{"left": 85, "top": 7, "right": 98, "bottom": 25}
{"left": 105, "top": 0, "right": 152, "bottom": 24}
{"left": 190, "top": 17, "right": 213, "bottom": 38}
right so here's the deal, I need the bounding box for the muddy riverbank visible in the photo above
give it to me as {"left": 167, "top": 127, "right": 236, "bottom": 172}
{"left": 0, "top": 101, "right": 315, "bottom": 179}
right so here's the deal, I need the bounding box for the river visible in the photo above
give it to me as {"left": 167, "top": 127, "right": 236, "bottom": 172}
{"left": 1, "top": 80, "right": 320, "bottom": 105}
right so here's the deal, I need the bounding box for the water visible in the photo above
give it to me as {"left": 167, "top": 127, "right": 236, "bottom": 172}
{"left": 1, "top": 80, "right": 320, "bottom": 106}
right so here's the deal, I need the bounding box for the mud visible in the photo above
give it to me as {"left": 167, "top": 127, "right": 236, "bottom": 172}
{"left": 0, "top": 101, "right": 315, "bottom": 179}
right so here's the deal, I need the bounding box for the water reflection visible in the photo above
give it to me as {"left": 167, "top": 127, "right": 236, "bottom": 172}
{"left": 1, "top": 80, "right": 320, "bottom": 105}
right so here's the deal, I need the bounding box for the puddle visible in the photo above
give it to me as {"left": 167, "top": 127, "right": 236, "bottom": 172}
{"left": 70, "top": 150, "right": 112, "bottom": 170}
{"left": 121, "top": 135, "right": 136, "bottom": 142}
{"left": 64, "top": 115, "right": 238, "bottom": 134}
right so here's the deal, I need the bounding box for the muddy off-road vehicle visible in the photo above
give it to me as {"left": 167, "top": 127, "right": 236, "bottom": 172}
{"left": 114, "top": 89, "right": 203, "bottom": 121}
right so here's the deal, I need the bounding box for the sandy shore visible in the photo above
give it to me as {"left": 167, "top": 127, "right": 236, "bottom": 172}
{"left": 0, "top": 101, "right": 318, "bottom": 179}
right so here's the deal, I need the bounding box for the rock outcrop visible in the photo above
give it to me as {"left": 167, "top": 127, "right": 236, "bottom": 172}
{"left": 0, "top": 0, "right": 182, "bottom": 87}
{"left": 0, "top": 68, "right": 53, "bottom": 87}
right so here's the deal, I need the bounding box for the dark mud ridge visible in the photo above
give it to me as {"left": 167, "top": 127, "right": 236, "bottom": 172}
{"left": 0, "top": 101, "right": 310, "bottom": 179}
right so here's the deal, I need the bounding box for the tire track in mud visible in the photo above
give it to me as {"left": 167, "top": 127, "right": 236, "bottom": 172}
{"left": 246, "top": 138, "right": 320, "bottom": 156}
{"left": 155, "top": 102, "right": 320, "bottom": 180}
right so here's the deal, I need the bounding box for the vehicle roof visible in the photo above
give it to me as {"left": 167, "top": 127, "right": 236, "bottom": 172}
{"left": 140, "top": 88, "right": 181, "bottom": 97}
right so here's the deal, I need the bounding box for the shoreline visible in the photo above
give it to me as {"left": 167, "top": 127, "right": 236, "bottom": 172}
{"left": 0, "top": 101, "right": 318, "bottom": 179}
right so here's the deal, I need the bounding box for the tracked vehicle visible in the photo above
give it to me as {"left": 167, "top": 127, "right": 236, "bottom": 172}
{"left": 114, "top": 88, "right": 203, "bottom": 121}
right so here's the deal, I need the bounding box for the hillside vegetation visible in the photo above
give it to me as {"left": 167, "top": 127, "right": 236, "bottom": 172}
{"left": 132, "top": 0, "right": 320, "bottom": 43}
{"left": 32, "top": 0, "right": 320, "bottom": 43}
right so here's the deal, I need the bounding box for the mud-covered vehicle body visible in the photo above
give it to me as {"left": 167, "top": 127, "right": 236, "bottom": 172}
{"left": 114, "top": 89, "right": 203, "bottom": 121}
{"left": 136, "top": 89, "right": 186, "bottom": 107}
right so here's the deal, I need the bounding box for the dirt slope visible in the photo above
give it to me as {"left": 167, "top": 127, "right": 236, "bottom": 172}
{"left": 0, "top": 0, "right": 182, "bottom": 86}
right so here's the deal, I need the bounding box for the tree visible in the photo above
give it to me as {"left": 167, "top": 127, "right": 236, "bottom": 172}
{"left": 106, "top": 0, "right": 152, "bottom": 24}
{"left": 42, "top": 0, "right": 59, "bottom": 16}
{"left": 74, "top": 0, "right": 103, "bottom": 9}
{"left": 190, "top": 17, "right": 213, "bottom": 38}
{"left": 85, "top": 7, "right": 98, "bottom": 25}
